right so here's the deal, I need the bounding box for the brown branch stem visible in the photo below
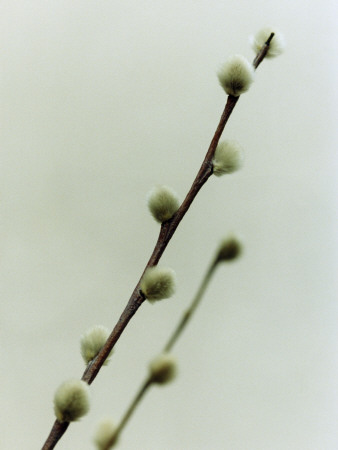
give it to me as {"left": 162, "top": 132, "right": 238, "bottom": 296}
{"left": 41, "top": 33, "right": 274, "bottom": 450}
{"left": 253, "top": 32, "right": 275, "bottom": 68}
{"left": 41, "top": 421, "right": 69, "bottom": 450}
{"left": 82, "top": 94, "right": 238, "bottom": 386}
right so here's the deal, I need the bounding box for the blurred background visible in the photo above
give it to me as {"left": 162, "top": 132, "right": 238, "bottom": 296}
{"left": 1, "top": 1, "right": 337, "bottom": 449}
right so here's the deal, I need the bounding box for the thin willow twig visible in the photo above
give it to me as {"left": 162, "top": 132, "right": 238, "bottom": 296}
{"left": 41, "top": 34, "right": 274, "bottom": 450}
{"left": 164, "top": 257, "right": 218, "bottom": 352}
{"left": 102, "top": 242, "right": 225, "bottom": 449}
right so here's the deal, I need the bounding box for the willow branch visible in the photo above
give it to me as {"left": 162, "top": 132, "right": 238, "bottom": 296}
{"left": 101, "top": 243, "right": 224, "bottom": 448}
{"left": 41, "top": 34, "right": 274, "bottom": 450}
{"left": 100, "top": 236, "right": 240, "bottom": 448}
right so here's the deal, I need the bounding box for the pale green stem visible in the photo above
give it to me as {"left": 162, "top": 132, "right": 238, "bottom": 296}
{"left": 102, "top": 377, "right": 152, "bottom": 450}
{"left": 106, "top": 249, "right": 223, "bottom": 448}
{"left": 164, "top": 256, "right": 219, "bottom": 352}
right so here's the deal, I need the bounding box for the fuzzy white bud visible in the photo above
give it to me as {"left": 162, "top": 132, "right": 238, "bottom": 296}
{"left": 147, "top": 185, "right": 180, "bottom": 223}
{"left": 54, "top": 379, "right": 90, "bottom": 422}
{"left": 218, "top": 55, "right": 254, "bottom": 96}
{"left": 149, "top": 352, "right": 177, "bottom": 385}
{"left": 213, "top": 140, "right": 243, "bottom": 176}
{"left": 94, "top": 418, "right": 118, "bottom": 449}
{"left": 140, "top": 266, "right": 176, "bottom": 302}
{"left": 250, "top": 27, "right": 285, "bottom": 58}
{"left": 80, "top": 325, "right": 111, "bottom": 365}
{"left": 216, "top": 235, "right": 242, "bottom": 262}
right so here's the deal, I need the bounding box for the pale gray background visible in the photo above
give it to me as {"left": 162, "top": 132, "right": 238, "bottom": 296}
{"left": 1, "top": 1, "right": 337, "bottom": 449}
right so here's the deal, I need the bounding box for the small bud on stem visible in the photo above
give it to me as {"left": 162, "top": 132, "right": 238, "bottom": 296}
{"left": 80, "top": 325, "right": 112, "bottom": 365}
{"left": 213, "top": 140, "right": 243, "bottom": 176}
{"left": 147, "top": 185, "right": 180, "bottom": 223}
{"left": 94, "top": 418, "right": 118, "bottom": 450}
{"left": 149, "top": 352, "right": 177, "bottom": 385}
{"left": 218, "top": 55, "right": 254, "bottom": 96}
{"left": 250, "top": 27, "right": 285, "bottom": 58}
{"left": 53, "top": 379, "right": 90, "bottom": 423}
{"left": 216, "top": 235, "right": 242, "bottom": 262}
{"left": 140, "top": 266, "right": 176, "bottom": 302}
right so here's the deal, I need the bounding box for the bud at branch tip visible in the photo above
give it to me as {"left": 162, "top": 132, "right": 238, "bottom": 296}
{"left": 149, "top": 352, "right": 177, "bottom": 384}
{"left": 250, "top": 27, "right": 285, "bottom": 58}
{"left": 216, "top": 234, "right": 242, "bottom": 262}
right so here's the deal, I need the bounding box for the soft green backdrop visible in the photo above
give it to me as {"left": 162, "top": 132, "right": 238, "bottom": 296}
{"left": 1, "top": 1, "right": 337, "bottom": 448}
